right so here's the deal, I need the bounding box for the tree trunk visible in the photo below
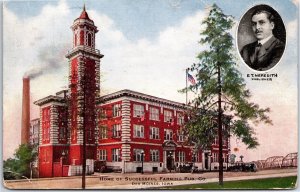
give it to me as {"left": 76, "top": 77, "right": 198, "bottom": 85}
{"left": 217, "top": 62, "right": 223, "bottom": 186}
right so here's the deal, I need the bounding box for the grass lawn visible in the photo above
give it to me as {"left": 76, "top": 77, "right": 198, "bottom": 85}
{"left": 163, "top": 176, "right": 297, "bottom": 189}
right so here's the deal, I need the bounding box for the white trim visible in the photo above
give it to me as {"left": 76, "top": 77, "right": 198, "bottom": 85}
{"left": 100, "top": 96, "right": 185, "bottom": 113}
{"left": 98, "top": 141, "right": 162, "bottom": 146}
{"left": 100, "top": 90, "right": 186, "bottom": 111}
{"left": 66, "top": 46, "right": 102, "bottom": 61}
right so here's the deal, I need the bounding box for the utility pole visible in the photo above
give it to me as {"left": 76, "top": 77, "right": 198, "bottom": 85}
{"left": 217, "top": 61, "right": 223, "bottom": 186}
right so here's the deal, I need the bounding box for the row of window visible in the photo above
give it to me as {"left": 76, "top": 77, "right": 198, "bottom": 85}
{"left": 98, "top": 149, "right": 199, "bottom": 162}
{"left": 211, "top": 153, "right": 228, "bottom": 163}
{"left": 74, "top": 30, "right": 95, "bottom": 48}
{"left": 42, "top": 127, "right": 95, "bottom": 142}
{"left": 100, "top": 104, "right": 185, "bottom": 125}
{"left": 133, "top": 149, "right": 159, "bottom": 162}
{"left": 134, "top": 125, "right": 185, "bottom": 142}
{"left": 99, "top": 124, "right": 185, "bottom": 142}
{"left": 99, "top": 124, "right": 121, "bottom": 139}
{"left": 43, "top": 126, "right": 184, "bottom": 142}
{"left": 213, "top": 138, "right": 228, "bottom": 146}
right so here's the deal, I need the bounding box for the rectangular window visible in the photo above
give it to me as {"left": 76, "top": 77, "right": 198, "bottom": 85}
{"left": 177, "top": 113, "right": 184, "bottom": 125}
{"left": 44, "top": 151, "right": 48, "bottom": 162}
{"left": 112, "top": 148, "right": 121, "bottom": 162}
{"left": 214, "top": 138, "right": 218, "bottom": 145}
{"left": 113, "top": 104, "right": 121, "bottom": 117}
{"left": 178, "top": 151, "right": 185, "bottom": 162}
{"left": 133, "top": 104, "right": 144, "bottom": 117}
{"left": 222, "top": 124, "right": 226, "bottom": 131}
{"left": 112, "top": 124, "right": 121, "bottom": 138}
{"left": 87, "top": 127, "right": 92, "bottom": 140}
{"left": 213, "top": 153, "right": 218, "bottom": 162}
{"left": 178, "top": 135, "right": 184, "bottom": 142}
{"left": 44, "top": 126, "right": 50, "bottom": 141}
{"left": 150, "top": 150, "right": 159, "bottom": 162}
{"left": 149, "top": 107, "right": 159, "bottom": 121}
{"left": 133, "top": 125, "right": 144, "bottom": 138}
{"left": 99, "top": 126, "right": 108, "bottom": 139}
{"left": 150, "top": 127, "right": 159, "bottom": 139}
{"left": 223, "top": 153, "right": 226, "bottom": 163}
{"left": 133, "top": 149, "right": 144, "bottom": 162}
{"left": 193, "top": 152, "right": 200, "bottom": 162}
{"left": 98, "top": 150, "right": 107, "bottom": 161}
{"left": 99, "top": 108, "right": 107, "bottom": 119}
{"left": 164, "top": 129, "right": 173, "bottom": 141}
{"left": 223, "top": 138, "right": 227, "bottom": 146}
{"left": 42, "top": 107, "right": 50, "bottom": 142}
{"left": 59, "top": 127, "right": 66, "bottom": 140}
{"left": 177, "top": 130, "right": 184, "bottom": 142}
{"left": 164, "top": 110, "right": 173, "bottom": 122}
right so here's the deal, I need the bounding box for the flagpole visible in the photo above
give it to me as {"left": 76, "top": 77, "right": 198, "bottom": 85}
{"left": 186, "top": 68, "right": 189, "bottom": 106}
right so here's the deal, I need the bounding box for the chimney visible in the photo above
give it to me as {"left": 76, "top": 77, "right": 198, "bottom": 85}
{"left": 21, "top": 77, "right": 30, "bottom": 144}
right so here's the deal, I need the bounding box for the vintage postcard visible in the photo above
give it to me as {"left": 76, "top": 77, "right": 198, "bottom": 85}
{"left": 2, "top": 0, "right": 298, "bottom": 190}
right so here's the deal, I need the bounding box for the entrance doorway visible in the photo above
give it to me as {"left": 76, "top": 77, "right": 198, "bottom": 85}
{"left": 166, "top": 151, "right": 174, "bottom": 171}
{"left": 162, "top": 141, "right": 177, "bottom": 171}
{"left": 204, "top": 153, "right": 209, "bottom": 170}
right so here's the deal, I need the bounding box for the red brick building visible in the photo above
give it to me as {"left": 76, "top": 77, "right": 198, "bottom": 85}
{"left": 34, "top": 6, "right": 229, "bottom": 177}
{"left": 97, "top": 90, "right": 230, "bottom": 173}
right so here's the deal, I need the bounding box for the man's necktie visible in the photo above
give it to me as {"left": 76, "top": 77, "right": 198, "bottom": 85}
{"left": 253, "top": 43, "right": 262, "bottom": 65}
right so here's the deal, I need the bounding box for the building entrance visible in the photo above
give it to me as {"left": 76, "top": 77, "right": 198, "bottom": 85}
{"left": 162, "top": 141, "right": 177, "bottom": 172}
{"left": 166, "top": 151, "right": 174, "bottom": 171}
{"left": 204, "top": 153, "right": 209, "bottom": 170}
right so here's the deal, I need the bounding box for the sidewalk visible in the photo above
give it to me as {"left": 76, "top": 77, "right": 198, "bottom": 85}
{"left": 3, "top": 168, "right": 297, "bottom": 189}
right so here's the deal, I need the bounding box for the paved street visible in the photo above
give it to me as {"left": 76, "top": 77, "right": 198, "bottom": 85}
{"left": 3, "top": 168, "right": 297, "bottom": 189}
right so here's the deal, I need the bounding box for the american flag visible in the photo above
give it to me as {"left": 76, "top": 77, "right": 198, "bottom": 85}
{"left": 187, "top": 73, "right": 196, "bottom": 85}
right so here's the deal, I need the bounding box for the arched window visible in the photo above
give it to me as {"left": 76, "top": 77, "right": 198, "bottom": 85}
{"left": 80, "top": 30, "right": 84, "bottom": 45}
{"left": 74, "top": 33, "right": 77, "bottom": 46}
{"left": 87, "top": 33, "right": 92, "bottom": 47}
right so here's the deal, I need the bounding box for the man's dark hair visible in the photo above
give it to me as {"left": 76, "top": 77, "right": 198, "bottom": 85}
{"left": 251, "top": 9, "right": 275, "bottom": 23}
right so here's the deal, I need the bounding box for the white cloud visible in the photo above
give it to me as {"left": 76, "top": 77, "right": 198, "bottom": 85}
{"left": 98, "top": 11, "right": 206, "bottom": 101}
{"left": 286, "top": 19, "right": 298, "bottom": 41}
{"left": 291, "top": 0, "right": 299, "bottom": 7}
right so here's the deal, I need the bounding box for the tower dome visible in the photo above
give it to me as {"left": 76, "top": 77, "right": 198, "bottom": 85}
{"left": 78, "top": 4, "right": 91, "bottom": 21}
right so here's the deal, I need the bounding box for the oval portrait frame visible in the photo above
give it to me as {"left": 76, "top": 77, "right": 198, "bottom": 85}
{"left": 237, "top": 4, "right": 286, "bottom": 72}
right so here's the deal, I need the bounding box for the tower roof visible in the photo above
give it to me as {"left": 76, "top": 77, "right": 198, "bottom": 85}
{"left": 78, "top": 4, "right": 91, "bottom": 20}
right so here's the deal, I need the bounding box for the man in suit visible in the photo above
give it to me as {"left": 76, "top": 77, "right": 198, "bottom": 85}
{"left": 240, "top": 9, "right": 285, "bottom": 71}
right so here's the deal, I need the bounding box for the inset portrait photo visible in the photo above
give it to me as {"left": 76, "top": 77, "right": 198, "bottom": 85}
{"left": 237, "top": 4, "right": 286, "bottom": 72}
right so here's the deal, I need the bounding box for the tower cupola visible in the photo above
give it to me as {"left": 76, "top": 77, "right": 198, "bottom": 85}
{"left": 70, "top": 4, "right": 98, "bottom": 49}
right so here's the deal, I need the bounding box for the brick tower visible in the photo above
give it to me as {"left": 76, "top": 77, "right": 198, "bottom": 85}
{"left": 65, "top": 5, "right": 103, "bottom": 166}
{"left": 21, "top": 77, "right": 30, "bottom": 144}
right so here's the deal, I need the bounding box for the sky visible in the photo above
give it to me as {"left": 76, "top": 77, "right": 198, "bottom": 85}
{"left": 2, "top": 0, "right": 299, "bottom": 161}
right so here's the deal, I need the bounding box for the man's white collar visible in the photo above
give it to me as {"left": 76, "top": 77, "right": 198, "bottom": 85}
{"left": 258, "top": 35, "right": 273, "bottom": 45}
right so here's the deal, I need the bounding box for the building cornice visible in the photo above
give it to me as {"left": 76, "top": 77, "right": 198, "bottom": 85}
{"left": 72, "top": 19, "right": 95, "bottom": 29}
{"left": 98, "top": 89, "right": 187, "bottom": 109}
{"left": 34, "top": 95, "right": 66, "bottom": 106}
{"left": 65, "top": 46, "right": 103, "bottom": 60}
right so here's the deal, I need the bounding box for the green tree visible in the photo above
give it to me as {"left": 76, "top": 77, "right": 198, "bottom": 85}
{"left": 183, "top": 4, "right": 272, "bottom": 185}
{"left": 3, "top": 144, "right": 37, "bottom": 180}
